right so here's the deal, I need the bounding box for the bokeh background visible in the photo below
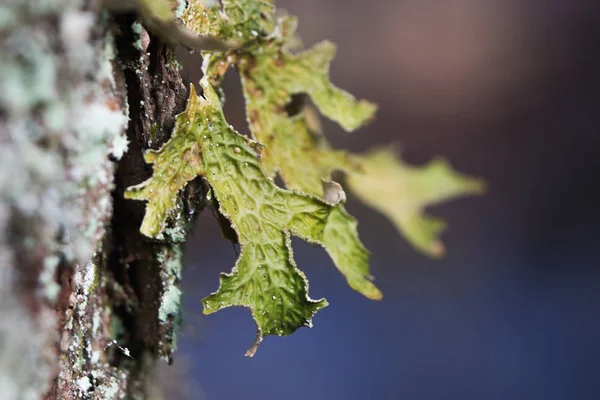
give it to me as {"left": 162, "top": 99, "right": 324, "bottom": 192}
{"left": 173, "top": 1, "right": 600, "bottom": 399}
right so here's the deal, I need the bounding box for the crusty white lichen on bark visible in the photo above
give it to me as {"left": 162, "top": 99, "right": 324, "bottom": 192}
{"left": 0, "top": 0, "right": 199, "bottom": 398}
{"left": 1, "top": 0, "right": 127, "bottom": 398}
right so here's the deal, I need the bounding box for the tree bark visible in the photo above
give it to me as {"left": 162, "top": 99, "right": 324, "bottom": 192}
{"left": 0, "top": 1, "right": 201, "bottom": 398}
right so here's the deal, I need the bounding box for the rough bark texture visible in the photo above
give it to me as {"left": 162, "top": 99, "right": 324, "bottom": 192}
{"left": 0, "top": 1, "right": 202, "bottom": 398}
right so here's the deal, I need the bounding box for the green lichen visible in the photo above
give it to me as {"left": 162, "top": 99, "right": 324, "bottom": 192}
{"left": 157, "top": 247, "right": 183, "bottom": 325}
{"left": 157, "top": 246, "right": 183, "bottom": 279}
{"left": 154, "top": 197, "right": 193, "bottom": 243}
{"left": 235, "top": 33, "right": 374, "bottom": 195}
{"left": 160, "top": 224, "right": 187, "bottom": 242}
{"left": 110, "top": 0, "right": 232, "bottom": 51}
{"left": 159, "top": 284, "right": 182, "bottom": 323}
{"left": 132, "top": 21, "right": 144, "bottom": 51}
{"left": 126, "top": 0, "right": 486, "bottom": 355}
{"left": 346, "top": 149, "right": 486, "bottom": 257}
{"left": 126, "top": 75, "right": 380, "bottom": 354}
{"left": 195, "top": 4, "right": 485, "bottom": 257}
{"left": 155, "top": 246, "right": 184, "bottom": 357}
{"left": 184, "top": 0, "right": 274, "bottom": 44}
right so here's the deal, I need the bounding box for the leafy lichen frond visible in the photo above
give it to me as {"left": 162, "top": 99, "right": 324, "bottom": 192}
{"left": 126, "top": 0, "right": 486, "bottom": 354}
{"left": 104, "top": 0, "right": 235, "bottom": 51}
{"left": 236, "top": 37, "right": 376, "bottom": 196}
{"left": 183, "top": 0, "right": 275, "bottom": 44}
{"left": 124, "top": 120, "right": 203, "bottom": 237}
{"left": 126, "top": 74, "right": 381, "bottom": 355}
{"left": 346, "top": 149, "right": 486, "bottom": 257}
{"left": 190, "top": 8, "right": 486, "bottom": 256}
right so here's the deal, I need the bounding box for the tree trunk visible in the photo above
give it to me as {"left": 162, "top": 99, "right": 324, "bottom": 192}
{"left": 0, "top": 1, "right": 200, "bottom": 398}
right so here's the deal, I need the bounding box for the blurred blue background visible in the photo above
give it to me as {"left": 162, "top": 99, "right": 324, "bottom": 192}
{"left": 173, "top": 1, "right": 600, "bottom": 399}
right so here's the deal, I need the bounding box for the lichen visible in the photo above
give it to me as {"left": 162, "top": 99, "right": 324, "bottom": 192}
{"left": 124, "top": 0, "right": 485, "bottom": 356}
{"left": 173, "top": 0, "right": 187, "bottom": 19}
{"left": 0, "top": 0, "right": 128, "bottom": 263}
{"left": 58, "top": 258, "right": 129, "bottom": 398}
{"left": 39, "top": 255, "right": 62, "bottom": 302}
{"left": 0, "top": 0, "right": 129, "bottom": 397}
{"left": 157, "top": 247, "right": 183, "bottom": 326}
{"left": 132, "top": 21, "right": 144, "bottom": 51}
{"left": 157, "top": 246, "right": 183, "bottom": 279}
{"left": 159, "top": 285, "right": 183, "bottom": 323}
{"left": 200, "top": 8, "right": 485, "bottom": 258}
{"left": 76, "top": 376, "right": 92, "bottom": 393}
{"left": 156, "top": 246, "right": 184, "bottom": 358}
{"left": 126, "top": 76, "right": 382, "bottom": 355}
{"left": 98, "top": 378, "right": 121, "bottom": 399}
